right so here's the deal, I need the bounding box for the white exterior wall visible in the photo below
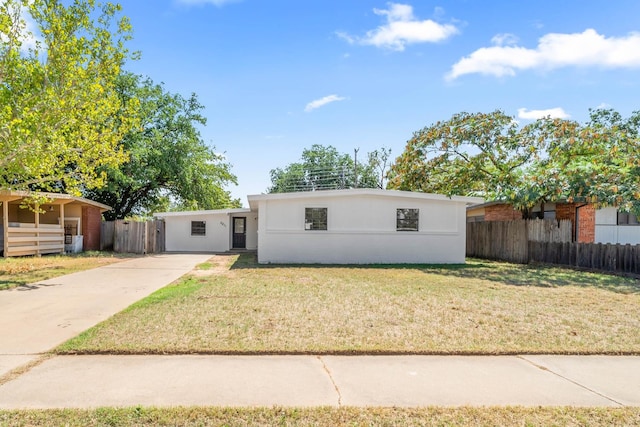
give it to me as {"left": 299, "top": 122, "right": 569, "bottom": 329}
{"left": 595, "top": 207, "right": 640, "bottom": 244}
{"left": 161, "top": 211, "right": 258, "bottom": 252}
{"left": 244, "top": 214, "right": 258, "bottom": 250}
{"left": 163, "top": 213, "right": 230, "bottom": 252}
{"left": 256, "top": 193, "right": 468, "bottom": 264}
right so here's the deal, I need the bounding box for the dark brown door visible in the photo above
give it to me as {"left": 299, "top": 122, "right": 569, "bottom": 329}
{"left": 232, "top": 217, "right": 246, "bottom": 249}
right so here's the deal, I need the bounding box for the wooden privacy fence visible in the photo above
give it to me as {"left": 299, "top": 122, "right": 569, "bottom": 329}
{"left": 467, "top": 219, "right": 640, "bottom": 275}
{"left": 466, "top": 220, "right": 529, "bottom": 263}
{"left": 100, "top": 219, "right": 165, "bottom": 254}
{"left": 100, "top": 221, "right": 115, "bottom": 251}
{"left": 466, "top": 219, "right": 572, "bottom": 263}
{"left": 529, "top": 241, "right": 640, "bottom": 274}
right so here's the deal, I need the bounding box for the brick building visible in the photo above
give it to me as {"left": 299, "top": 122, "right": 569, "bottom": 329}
{"left": 467, "top": 201, "right": 596, "bottom": 243}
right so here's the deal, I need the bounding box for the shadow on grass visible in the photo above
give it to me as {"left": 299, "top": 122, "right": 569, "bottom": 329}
{"left": 229, "top": 252, "right": 640, "bottom": 295}
{"left": 229, "top": 252, "right": 484, "bottom": 271}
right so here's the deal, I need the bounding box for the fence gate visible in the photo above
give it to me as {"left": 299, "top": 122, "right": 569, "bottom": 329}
{"left": 102, "top": 219, "right": 165, "bottom": 254}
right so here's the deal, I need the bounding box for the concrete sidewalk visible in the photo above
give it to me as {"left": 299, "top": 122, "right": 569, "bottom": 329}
{"left": 0, "top": 355, "right": 638, "bottom": 408}
{"left": 0, "top": 254, "right": 212, "bottom": 376}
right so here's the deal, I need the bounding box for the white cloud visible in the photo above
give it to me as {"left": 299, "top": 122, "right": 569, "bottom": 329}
{"left": 448, "top": 29, "right": 640, "bottom": 80}
{"left": 337, "top": 3, "right": 459, "bottom": 51}
{"left": 304, "top": 95, "right": 346, "bottom": 112}
{"left": 176, "top": 0, "right": 241, "bottom": 6}
{"left": 517, "top": 107, "right": 570, "bottom": 120}
{"left": 491, "top": 33, "right": 518, "bottom": 47}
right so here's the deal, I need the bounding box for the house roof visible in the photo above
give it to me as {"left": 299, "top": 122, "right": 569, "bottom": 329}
{"left": 466, "top": 200, "right": 510, "bottom": 210}
{"left": 151, "top": 190, "right": 484, "bottom": 217}
{"left": 466, "top": 199, "right": 590, "bottom": 211}
{"left": 247, "top": 189, "right": 484, "bottom": 211}
{"left": 0, "top": 189, "right": 111, "bottom": 212}
{"left": 154, "top": 208, "right": 253, "bottom": 217}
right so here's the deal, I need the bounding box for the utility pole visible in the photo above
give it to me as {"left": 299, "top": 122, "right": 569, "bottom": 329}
{"left": 353, "top": 148, "right": 359, "bottom": 188}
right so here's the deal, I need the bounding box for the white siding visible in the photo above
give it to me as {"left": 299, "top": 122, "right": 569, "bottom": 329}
{"left": 245, "top": 214, "right": 258, "bottom": 250}
{"left": 595, "top": 207, "right": 640, "bottom": 244}
{"left": 161, "top": 211, "right": 258, "bottom": 252}
{"left": 256, "top": 193, "right": 467, "bottom": 264}
{"left": 163, "top": 213, "right": 232, "bottom": 252}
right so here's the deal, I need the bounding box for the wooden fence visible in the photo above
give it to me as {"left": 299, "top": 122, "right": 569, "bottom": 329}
{"left": 529, "top": 241, "right": 640, "bottom": 274}
{"left": 466, "top": 219, "right": 571, "bottom": 264}
{"left": 100, "top": 221, "right": 115, "bottom": 251}
{"left": 467, "top": 219, "right": 640, "bottom": 275}
{"left": 466, "top": 220, "right": 528, "bottom": 263}
{"left": 100, "top": 219, "right": 165, "bottom": 254}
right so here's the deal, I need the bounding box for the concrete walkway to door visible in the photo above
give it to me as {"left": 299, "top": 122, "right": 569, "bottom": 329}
{"left": 0, "top": 253, "right": 212, "bottom": 377}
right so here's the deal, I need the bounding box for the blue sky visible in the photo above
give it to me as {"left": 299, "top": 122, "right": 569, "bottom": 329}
{"left": 115, "top": 0, "right": 640, "bottom": 205}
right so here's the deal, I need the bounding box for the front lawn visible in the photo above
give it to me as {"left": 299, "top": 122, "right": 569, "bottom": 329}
{"left": 1, "top": 406, "right": 639, "bottom": 427}
{"left": 57, "top": 254, "right": 640, "bottom": 355}
{"left": 0, "top": 252, "right": 132, "bottom": 291}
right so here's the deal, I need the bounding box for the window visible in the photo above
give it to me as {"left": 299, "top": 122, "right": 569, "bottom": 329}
{"left": 397, "top": 208, "right": 419, "bottom": 231}
{"left": 467, "top": 215, "right": 485, "bottom": 223}
{"left": 305, "top": 208, "right": 327, "bottom": 230}
{"left": 191, "top": 220, "right": 206, "bottom": 236}
{"left": 617, "top": 211, "right": 640, "bottom": 225}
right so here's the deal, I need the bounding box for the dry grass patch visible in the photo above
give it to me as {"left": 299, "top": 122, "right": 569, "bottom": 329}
{"left": 1, "top": 406, "right": 639, "bottom": 426}
{"left": 0, "top": 252, "right": 132, "bottom": 290}
{"left": 57, "top": 254, "right": 640, "bottom": 354}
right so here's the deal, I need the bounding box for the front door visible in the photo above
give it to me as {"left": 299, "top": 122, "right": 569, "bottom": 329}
{"left": 232, "top": 217, "right": 246, "bottom": 249}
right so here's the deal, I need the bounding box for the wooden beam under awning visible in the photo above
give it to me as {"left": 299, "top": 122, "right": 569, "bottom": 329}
{"left": 2, "top": 198, "right": 8, "bottom": 257}
{"left": 0, "top": 195, "right": 22, "bottom": 203}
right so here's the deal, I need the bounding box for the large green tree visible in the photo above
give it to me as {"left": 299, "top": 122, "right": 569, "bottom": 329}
{"left": 0, "top": 0, "right": 136, "bottom": 195}
{"left": 85, "top": 73, "right": 240, "bottom": 220}
{"left": 268, "top": 145, "right": 387, "bottom": 193}
{"left": 388, "top": 109, "right": 640, "bottom": 216}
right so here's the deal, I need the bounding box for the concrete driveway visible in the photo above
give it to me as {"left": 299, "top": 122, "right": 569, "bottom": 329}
{"left": 0, "top": 253, "right": 212, "bottom": 376}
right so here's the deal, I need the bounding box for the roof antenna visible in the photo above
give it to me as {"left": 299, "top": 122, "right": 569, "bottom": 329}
{"left": 353, "top": 148, "right": 359, "bottom": 189}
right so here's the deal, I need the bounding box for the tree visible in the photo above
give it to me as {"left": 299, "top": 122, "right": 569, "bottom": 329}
{"left": 364, "top": 147, "right": 392, "bottom": 189}
{"left": 388, "top": 111, "right": 551, "bottom": 212}
{"left": 564, "top": 108, "right": 640, "bottom": 214}
{"left": 388, "top": 109, "right": 640, "bottom": 216}
{"left": 85, "top": 73, "right": 240, "bottom": 220}
{"left": 268, "top": 145, "right": 387, "bottom": 193}
{"left": 0, "top": 0, "right": 136, "bottom": 196}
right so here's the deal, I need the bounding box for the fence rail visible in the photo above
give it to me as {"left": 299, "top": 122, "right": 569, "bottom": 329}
{"left": 100, "top": 219, "right": 165, "bottom": 254}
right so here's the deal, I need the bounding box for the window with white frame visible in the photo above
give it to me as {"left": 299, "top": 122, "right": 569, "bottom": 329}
{"left": 305, "top": 208, "right": 327, "bottom": 230}
{"left": 397, "top": 208, "right": 419, "bottom": 231}
{"left": 191, "top": 220, "right": 206, "bottom": 236}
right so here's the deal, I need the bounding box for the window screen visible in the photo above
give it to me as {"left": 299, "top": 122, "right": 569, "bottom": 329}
{"left": 191, "top": 220, "right": 206, "bottom": 236}
{"left": 305, "top": 208, "right": 327, "bottom": 230}
{"left": 397, "top": 208, "right": 419, "bottom": 231}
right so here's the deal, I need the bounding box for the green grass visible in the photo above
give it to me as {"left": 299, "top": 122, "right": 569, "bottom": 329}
{"left": 57, "top": 254, "right": 640, "bottom": 355}
{"left": 0, "top": 252, "right": 133, "bottom": 290}
{"left": 1, "top": 406, "right": 639, "bottom": 426}
{"left": 196, "top": 261, "right": 213, "bottom": 270}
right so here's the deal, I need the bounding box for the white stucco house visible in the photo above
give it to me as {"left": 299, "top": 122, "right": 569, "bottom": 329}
{"left": 155, "top": 189, "right": 482, "bottom": 264}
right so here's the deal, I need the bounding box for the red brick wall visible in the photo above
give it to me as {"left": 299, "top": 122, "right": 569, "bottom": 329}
{"left": 82, "top": 206, "right": 102, "bottom": 251}
{"left": 484, "top": 204, "right": 522, "bottom": 221}
{"left": 577, "top": 204, "right": 596, "bottom": 243}
{"left": 555, "top": 203, "right": 576, "bottom": 222}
